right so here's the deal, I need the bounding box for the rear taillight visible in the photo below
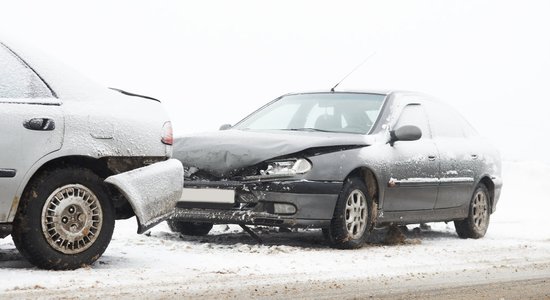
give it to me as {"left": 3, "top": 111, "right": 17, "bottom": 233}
{"left": 161, "top": 121, "right": 173, "bottom": 145}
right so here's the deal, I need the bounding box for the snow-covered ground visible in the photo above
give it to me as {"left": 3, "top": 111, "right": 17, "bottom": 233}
{"left": 1, "top": 160, "right": 549, "bottom": 298}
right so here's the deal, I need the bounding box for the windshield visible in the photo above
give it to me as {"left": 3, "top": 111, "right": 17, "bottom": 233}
{"left": 234, "top": 93, "right": 386, "bottom": 134}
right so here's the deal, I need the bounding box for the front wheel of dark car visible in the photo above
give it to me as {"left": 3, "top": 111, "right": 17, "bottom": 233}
{"left": 167, "top": 220, "right": 213, "bottom": 236}
{"left": 325, "top": 177, "right": 373, "bottom": 249}
{"left": 11, "top": 167, "right": 115, "bottom": 270}
{"left": 454, "top": 183, "right": 491, "bottom": 239}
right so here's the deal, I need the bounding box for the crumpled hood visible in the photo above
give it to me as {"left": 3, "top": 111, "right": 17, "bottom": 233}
{"left": 173, "top": 129, "right": 372, "bottom": 177}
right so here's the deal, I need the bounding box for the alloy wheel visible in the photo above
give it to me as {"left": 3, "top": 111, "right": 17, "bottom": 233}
{"left": 345, "top": 189, "right": 367, "bottom": 239}
{"left": 472, "top": 190, "right": 489, "bottom": 231}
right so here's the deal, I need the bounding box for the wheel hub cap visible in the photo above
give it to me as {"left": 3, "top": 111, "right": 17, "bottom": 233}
{"left": 41, "top": 184, "right": 103, "bottom": 254}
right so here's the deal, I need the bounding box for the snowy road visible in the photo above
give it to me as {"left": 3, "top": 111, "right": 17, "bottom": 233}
{"left": 1, "top": 161, "right": 549, "bottom": 299}
{"left": 1, "top": 262, "right": 549, "bottom": 299}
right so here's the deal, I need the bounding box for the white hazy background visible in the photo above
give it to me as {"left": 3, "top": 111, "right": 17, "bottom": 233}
{"left": 1, "top": 0, "right": 549, "bottom": 162}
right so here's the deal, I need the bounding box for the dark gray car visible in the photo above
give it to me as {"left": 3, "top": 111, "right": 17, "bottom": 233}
{"left": 171, "top": 91, "right": 502, "bottom": 248}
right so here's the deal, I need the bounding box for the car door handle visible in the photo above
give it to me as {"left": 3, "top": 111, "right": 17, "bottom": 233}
{"left": 428, "top": 155, "right": 437, "bottom": 161}
{"left": 471, "top": 154, "right": 478, "bottom": 160}
{"left": 23, "top": 118, "right": 56, "bottom": 131}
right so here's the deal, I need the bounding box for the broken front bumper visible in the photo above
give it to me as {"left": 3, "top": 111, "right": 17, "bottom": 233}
{"left": 172, "top": 179, "right": 341, "bottom": 228}
{"left": 105, "top": 159, "right": 184, "bottom": 233}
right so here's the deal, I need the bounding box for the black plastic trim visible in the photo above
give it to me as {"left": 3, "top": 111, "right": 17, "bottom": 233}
{"left": 172, "top": 207, "right": 331, "bottom": 228}
{"left": 0, "top": 169, "right": 16, "bottom": 178}
{"left": 184, "top": 180, "right": 342, "bottom": 195}
{"left": 109, "top": 88, "right": 161, "bottom": 102}
{"left": 176, "top": 202, "right": 235, "bottom": 209}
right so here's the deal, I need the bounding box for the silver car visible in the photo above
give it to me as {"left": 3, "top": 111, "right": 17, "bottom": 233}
{"left": 172, "top": 91, "right": 502, "bottom": 249}
{"left": 0, "top": 40, "right": 183, "bottom": 269}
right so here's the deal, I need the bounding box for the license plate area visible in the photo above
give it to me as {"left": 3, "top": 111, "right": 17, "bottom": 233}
{"left": 180, "top": 188, "right": 235, "bottom": 204}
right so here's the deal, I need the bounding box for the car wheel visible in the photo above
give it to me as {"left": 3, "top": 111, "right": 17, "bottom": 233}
{"left": 321, "top": 227, "right": 332, "bottom": 243}
{"left": 167, "top": 220, "right": 213, "bottom": 236}
{"left": 11, "top": 167, "right": 115, "bottom": 270}
{"left": 454, "top": 183, "right": 491, "bottom": 239}
{"left": 327, "top": 177, "right": 373, "bottom": 249}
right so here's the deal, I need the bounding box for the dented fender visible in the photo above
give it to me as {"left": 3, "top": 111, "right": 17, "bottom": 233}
{"left": 105, "top": 159, "right": 183, "bottom": 233}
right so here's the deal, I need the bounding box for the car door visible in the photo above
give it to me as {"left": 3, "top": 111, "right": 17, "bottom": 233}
{"left": 0, "top": 44, "right": 64, "bottom": 222}
{"left": 383, "top": 103, "right": 439, "bottom": 211}
{"left": 425, "top": 102, "right": 476, "bottom": 209}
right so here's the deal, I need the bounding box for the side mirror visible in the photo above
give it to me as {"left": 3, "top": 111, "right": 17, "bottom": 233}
{"left": 219, "top": 124, "right": 232, "bottom": 131}
{"left": 389, "top": 125, "right": 422, "bottom": 146}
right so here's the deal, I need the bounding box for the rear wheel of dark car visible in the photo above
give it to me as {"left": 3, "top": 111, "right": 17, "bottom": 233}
{"left": 325, "top": 177, "right": 373, "bottom": 249}
{"left": 167, "top": 220, "right": 213, "bottom": 236}
{"left": 454, "top": 183, "right": 490, "bottom": 239}
{"left": 12, "top": 167, "right": 115, "bottom": 270}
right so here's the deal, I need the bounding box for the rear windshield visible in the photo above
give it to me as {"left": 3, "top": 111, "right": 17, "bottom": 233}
{"left": 0, "top": 44, "right": 53, "bottom": 98}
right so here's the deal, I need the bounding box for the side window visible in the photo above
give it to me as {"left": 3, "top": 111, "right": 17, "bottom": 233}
{"left": 426, "top": 102, "right": 465, "bottom": 138}
{"left": 395, "top": 104, "right": 432, "bottom": 139}
{"left": 0, "top": 44, "right": 53, "bottom": 99}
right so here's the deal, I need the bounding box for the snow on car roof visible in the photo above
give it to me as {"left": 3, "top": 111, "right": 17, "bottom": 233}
{"left": 1, "top": 37, "right": 113, "bottom": 101}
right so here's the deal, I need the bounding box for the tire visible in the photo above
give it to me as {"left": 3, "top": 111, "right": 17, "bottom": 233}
{"left": 321, "top": 227, "right": 332, "bottom": 243}
{"left": 12, "top": 167, "right": 115, "bottom": 270}
{"left": 326, "top": 177, "right": 373, "bottom": 249}
{"left": 167, "top": 220, "right": 213, "bottom": 236}
{"left": 454, "top": 183, "right": 491, "bottom": 239}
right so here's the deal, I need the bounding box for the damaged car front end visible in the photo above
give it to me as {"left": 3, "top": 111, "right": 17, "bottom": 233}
{"left": 176, "top": 151, "right": 351, "bottom": 228}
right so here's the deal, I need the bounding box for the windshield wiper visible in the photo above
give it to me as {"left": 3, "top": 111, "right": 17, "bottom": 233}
{"left": 285, "top": 128, "right": 334, "bottom": 133}
{"left": 285, "top": 128, "right": 365, "bottom": 134}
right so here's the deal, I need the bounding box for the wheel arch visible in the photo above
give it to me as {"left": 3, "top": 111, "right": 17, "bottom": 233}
{"left": 11, "top": 155, "right": 136, "bottom": 222}
{"left": 345, "top": 166, "right": 381, "bottom": 223}
{"left": 29, "top": 155, "right": 112, "bottom": 179}
{"left": 478, "top": 176, "right": 496, "bottom": 213}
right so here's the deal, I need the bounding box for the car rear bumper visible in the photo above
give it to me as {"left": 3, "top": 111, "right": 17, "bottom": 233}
{"left": 172, "top": 179, "right": 342, "bottom": 228}
{"left": 105, "top": 159, "right": 184, "bottom": 233}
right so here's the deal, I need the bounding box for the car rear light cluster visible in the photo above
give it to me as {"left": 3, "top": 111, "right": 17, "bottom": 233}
{"left": 161, "top": 121, "right": 173, "bottom": 145}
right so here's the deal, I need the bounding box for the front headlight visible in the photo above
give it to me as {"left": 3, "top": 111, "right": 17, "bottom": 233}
{"left": 260, "top": 158, "right": 312, "bottom": 176}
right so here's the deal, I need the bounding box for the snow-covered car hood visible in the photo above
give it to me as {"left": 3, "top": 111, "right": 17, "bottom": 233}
{"left": 173, "top": 129, "right": 373, "bottom": 177}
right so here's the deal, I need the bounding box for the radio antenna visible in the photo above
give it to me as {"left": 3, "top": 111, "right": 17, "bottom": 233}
{"left": 330, "top": 51, "right": 376, "bottom": 92}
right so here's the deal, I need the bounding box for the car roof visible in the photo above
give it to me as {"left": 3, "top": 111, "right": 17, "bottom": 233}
{"left": 280, "top": 89, "right": 434, "bottom": 99}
